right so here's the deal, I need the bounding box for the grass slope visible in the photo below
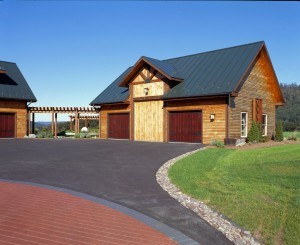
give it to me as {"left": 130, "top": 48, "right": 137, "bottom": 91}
{"left": 169, "top": 144, "right": 300, "bottom": 245}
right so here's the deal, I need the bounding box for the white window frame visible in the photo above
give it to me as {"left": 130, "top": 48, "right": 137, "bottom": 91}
{"left": 241, "top": 112, "right": 248, "bottom": 138}
{"left": 262, "top": 114, "right": 267, "bottom": 136}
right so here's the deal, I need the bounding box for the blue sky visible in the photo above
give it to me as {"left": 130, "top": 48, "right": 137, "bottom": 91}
{"left": 1, "top": 1, "right": 299, "bottom": 121}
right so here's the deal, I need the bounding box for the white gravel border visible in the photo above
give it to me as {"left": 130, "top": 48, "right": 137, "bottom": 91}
{"left": 156, "top": 147, "right": 261, "bottom": 245}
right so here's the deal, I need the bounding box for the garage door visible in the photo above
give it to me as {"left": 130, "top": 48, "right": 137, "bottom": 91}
{"left": 0, "top": 113, "right": 15, "bottom": 138}
{"left": 108, "top": 113, "right": 130, "bottom": 139}
{"left": 169, "top": 111, "right": 202, "bottom": 143}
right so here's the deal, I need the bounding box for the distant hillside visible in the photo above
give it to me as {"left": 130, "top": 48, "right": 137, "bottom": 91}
{"left": 276, "top": 83, "right": 300, "bottom": 131}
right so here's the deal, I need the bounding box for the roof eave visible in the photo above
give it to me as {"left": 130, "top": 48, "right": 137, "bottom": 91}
{"left": 90, "top": 101, "right": 129, "bottom": 106}
{"left": 162, "top": 92, "right": 231, "bottom": 101}
{"left": 0, "top": 97, "right": 37, "bottom": 102}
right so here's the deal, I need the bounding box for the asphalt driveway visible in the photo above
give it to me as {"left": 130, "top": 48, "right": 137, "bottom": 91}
{"left": 0, "top": 139, "right": 232, "bottom": 244}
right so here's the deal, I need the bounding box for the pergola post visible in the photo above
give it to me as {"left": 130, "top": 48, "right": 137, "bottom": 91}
{"left": 51, "top": 110, "right": 55, "bottom": 135}
{"left": 32, "top": 113, "right": 35, "bottom": 134}
{"left": 27, "top": 111, "right": 31, "bottom": 136}
{"left": 75, "top": 111, "right": 79, "bottom": 134}
{"left": 54, "top": 113, "right": 58, "bottom": 138}
{"left": 69, "top": 116, "right": 73, "bottom": 131}
{"left": 85, "top": 118, "right": 88, "bottom": 127}
{"left": 77, "top": 113, "right": 80, "bottom": 133}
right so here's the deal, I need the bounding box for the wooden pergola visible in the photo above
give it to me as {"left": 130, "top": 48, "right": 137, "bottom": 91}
{"left": 28, "top": 107, "right": 99, "bottom": 138}
{"left": 68, "top": 115, "right": 99, "bottom": 131}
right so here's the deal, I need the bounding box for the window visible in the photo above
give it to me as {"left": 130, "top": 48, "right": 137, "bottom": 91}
{"left": 262, "top": 114, "right": 267, "bottom": 136}
{"left": 241, "top": 112, "right": 248, "bottom": 137}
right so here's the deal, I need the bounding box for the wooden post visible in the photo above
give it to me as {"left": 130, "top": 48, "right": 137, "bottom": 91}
{"left": 51, "top": 111, "right": 55, "bottom": 135}
{"left": 32, "top": 113, "right": 35, "bottom": 134}
{"left": 77, "top": 113, "right": 80, "bottom": 133}
{"left": 75, "top": 111, "right": 78, "bottom": 134}
{"left": 85, "top": 118, "right": 88, "bottom": 127}
{"left": 27, "top": 111, "right": 31, "bottom": 136}
{"left": 54, "top": 113, "right": 58, "bottom": 138}
{"left": 69, "top": 117, "right": 73, "bottom": 131}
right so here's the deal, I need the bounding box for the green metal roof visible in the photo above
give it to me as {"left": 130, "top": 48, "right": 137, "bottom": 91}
{"left": 0, "top": 61, "right": 37, "bottom": 102}
{"left": 91, "top": 41, "right": 264, "bottom": 105}
{"left": 90, "top": 67, "right": 131, "bottom": 105}
{"left": 142, "top": 56, "right": 184, "bottom": 80}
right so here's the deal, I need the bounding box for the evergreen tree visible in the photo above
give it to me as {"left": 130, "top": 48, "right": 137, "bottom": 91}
{"left": 247, "top": 121, "right": 261, "bottom": 143}
{"left": 275, "top": 120, "right": 284, "bottom": 141}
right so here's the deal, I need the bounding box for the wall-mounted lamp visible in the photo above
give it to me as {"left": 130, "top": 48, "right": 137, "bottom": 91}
{"left": 210, "top": 113, "right": 215, "bottom": 122}
{"left": 144, "top": 87, "right": 149, "bottom": 95}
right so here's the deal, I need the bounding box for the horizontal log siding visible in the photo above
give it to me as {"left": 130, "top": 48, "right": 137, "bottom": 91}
{"left": 229, "top": 49, "right": 278, "bottom": 139}
{"left": 99, "top": 104, "right": 130, "bottom": 139}
{"left": 0, "top": 100, "right": 27, "bottom": 138}
{"left": 165, "top": 98, "right": 227, "bottom": 144}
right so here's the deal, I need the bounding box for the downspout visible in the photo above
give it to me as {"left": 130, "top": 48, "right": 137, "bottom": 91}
{"left": 226, "top": 94, "right": 230, "bottom": 141}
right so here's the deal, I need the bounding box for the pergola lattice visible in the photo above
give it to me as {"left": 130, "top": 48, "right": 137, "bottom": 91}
{"left": 28, "top": 107, "right": 100, "bottom": 137}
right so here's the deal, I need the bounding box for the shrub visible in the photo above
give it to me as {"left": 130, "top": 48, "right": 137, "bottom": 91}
{"left": 260, "top": 136, "right": 269, "bottom": 143}
{"left": 75, "top": 133, "right": 81, "bottom": 139}
{"left": 247, "top": 121, "right": 261, "bottom": 143}
{"left": 287, "top": 133, "right": 297, "bottom": 141}
{"left": 211, "top": 140, "right": 225, "bottom": 148}
{"left": 275, "top": 121, "right": 284, "bottom": 142}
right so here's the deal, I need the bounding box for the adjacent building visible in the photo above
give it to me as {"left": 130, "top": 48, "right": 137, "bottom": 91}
{"left": 0, "top": 61, "right": 36, "bottom": 138}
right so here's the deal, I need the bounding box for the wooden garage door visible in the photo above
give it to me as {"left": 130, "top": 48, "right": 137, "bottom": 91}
{"left": 169, "top": 111, "right": 202, "bottom": 143}
{"left": 108, "top": 113, "right": 130, "bottom": 139}
{"left": 0, "top": 113, "right": 15, "bottom": 138}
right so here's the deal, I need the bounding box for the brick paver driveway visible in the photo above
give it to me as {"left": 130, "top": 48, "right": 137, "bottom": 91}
{"left": 0, "top": 139, "right": 232, "bottom": 245}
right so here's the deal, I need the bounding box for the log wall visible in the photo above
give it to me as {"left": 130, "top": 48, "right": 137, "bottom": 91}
{"left": 0, "top": 100, "right": 27, "bottom": 138}
{"left": 228, "top": 48, "right": 280, "bottom": 139}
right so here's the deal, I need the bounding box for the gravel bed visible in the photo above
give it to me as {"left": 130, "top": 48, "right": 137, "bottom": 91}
{"left": 156, "top": 147, "right": 261, "bottom": 245}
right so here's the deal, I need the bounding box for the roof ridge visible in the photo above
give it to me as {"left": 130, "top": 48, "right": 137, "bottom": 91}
{"left": 163, "top": 41, "right": 265, "bottom": 62}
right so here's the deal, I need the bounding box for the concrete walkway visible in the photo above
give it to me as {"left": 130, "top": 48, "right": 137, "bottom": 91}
{"left": 0, "top": 139, "right": 232, "bottom": 245}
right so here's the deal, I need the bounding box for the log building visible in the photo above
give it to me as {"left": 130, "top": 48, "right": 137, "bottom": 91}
{"left": 91, "top": 41, "right": 284, "bottom": 144}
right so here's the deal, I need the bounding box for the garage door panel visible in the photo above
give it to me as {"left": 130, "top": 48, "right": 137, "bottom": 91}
{"left": 0, "top": 113, "right": 15, "bottom": 138}
{"left": 169, "top": 111, "right": 202, "bottom": 143}
{"left": 108, "top": 113, "right": 129, "bottom": 139}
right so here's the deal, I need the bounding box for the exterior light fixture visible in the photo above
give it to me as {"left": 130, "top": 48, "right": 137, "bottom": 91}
{"left": 210, "top": 113, "right": 215, "bottom": 121}
{"left": 144, "top": 87, "right": 149, "bottom": 95}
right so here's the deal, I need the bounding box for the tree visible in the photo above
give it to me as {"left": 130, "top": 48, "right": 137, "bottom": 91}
{"left": 275, "top": 120, "right": 284, "bottom": 142}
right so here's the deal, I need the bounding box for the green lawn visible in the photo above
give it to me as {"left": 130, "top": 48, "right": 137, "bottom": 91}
{"left": 169, "top": 144, "right": 300, "bottom": 245}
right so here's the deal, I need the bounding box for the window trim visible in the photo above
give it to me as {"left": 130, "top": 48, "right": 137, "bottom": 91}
{"left": 262, "top": 114, "right": 267, "bottom": 136}
{"left": 241, "top": 112, "right": 248, "bottom": 138}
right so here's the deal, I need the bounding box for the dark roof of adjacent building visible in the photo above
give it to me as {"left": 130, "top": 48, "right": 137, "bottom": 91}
{"left": 90, "top": 41, "right": 265, "bottom": 105}
{"left": 0, "top": 61, "right": 37, "bottom": 102}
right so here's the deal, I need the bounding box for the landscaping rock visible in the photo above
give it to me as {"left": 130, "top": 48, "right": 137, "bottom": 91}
{"left": 235, "top": 138, "right": 246, "bottom": 147}
{"left": 156, "top": 147, "right": 261, "bottom": 245}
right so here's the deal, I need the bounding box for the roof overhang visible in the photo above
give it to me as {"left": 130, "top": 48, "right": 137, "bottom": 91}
{"left": 90, "top": 101, "right": 130, "bottom": 106}
{"left": 162, "top": 92, "right": 231, "bottom": 101}
{"left": 118, "top": 57, "right": 183, "bottom": 87}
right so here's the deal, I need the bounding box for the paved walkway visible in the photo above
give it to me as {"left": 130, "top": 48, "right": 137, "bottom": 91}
{"left": 0, "top": 181, "right": 182, "bottom": 245}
